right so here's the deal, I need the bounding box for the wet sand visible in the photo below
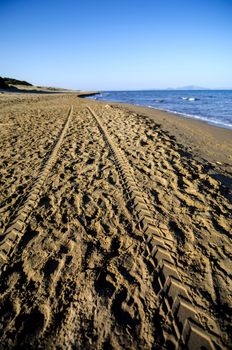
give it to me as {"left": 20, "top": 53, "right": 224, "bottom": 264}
{"left": 0, "top": 93, "right": 231, "bottom": 349}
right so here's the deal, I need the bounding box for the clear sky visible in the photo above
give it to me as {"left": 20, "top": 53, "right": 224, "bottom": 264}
{"left": 1, "top": 0, "right": 232, "bottom": 90}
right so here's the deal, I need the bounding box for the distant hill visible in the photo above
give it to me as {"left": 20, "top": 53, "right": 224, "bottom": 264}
{"left": 167, "top": 85, "right": 209, "bottom": 90}
{"left": 177, "top": 85, "right": 209, "bottom": 90}
{"left": 3, "top": 77, "right": 32, "bottom": 86}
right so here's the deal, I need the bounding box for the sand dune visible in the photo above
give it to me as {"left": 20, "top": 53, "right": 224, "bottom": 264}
{"left": 0, "top": 93, "right": 231, "bottom": 349}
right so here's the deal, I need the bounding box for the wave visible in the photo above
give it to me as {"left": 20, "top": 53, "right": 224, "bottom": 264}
{"left": 147, "top": 106, "right": 232, "bottom": 130}
{"left": 181, "top": 97, "right": 199, "bottom": 101}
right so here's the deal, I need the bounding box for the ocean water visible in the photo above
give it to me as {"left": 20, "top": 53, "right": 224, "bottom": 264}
{"left": 89, "top": 90, "right": 232, "bottom": 130}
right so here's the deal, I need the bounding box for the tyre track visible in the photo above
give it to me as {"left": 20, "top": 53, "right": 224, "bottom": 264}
{"left": 87, "top": 106, "right": 221, "bottom": 350}
{"left": 0, "top": 106, "right": 73, "bottom": 267}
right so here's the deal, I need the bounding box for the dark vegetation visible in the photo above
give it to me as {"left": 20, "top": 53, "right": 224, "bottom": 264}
{"left": 0, "top": 76, "right": 32, "bottom": 88}
{"left": 0, "top": 77, "right": 9, "bottom": 89}
{"left": 4, "top": 77, "right": 32, "bottom": 86}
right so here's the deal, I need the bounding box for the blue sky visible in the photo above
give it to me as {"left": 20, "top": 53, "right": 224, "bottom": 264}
{"left": 1, "top": 0, "right": 232, "bottom": 90}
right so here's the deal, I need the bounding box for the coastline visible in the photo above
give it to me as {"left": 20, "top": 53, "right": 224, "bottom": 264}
{"left": 91, "top": 90, "right": 232, "bottom": 132}
{"left": 88, "top": 98, "right": 232, "bottom": 164}
{"left": 113, "top": 101, "right": 232, "bottom": 163}
{"left": 86, "top": 98, "right": 232, "bottom": 197}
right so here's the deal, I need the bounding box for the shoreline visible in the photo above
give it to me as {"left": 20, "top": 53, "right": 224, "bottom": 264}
{"left": 85, "top": 97, "right": 232, "bottom": 200}
{"left": 146, "top": 105, "right": 232, "bottom": 131}
{"left": 90, "top": 91, "right": 232, "bottom": 131}
{"left": 87, "top": 97, "right": 232, "bottom": 164}
{"left": 91, "top": 95, "right": 232, "bottom": 130}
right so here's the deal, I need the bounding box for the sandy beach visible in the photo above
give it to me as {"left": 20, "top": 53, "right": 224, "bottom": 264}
{"left": 0, "top": 92, "right": 231, "bottom": 349}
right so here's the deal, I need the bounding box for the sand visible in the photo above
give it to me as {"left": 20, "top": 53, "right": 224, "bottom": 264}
{"left": 0, "top": 92, "right": 231, "bottom": 349}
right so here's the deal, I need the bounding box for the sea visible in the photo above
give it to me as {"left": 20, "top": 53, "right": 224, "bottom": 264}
{"left": 88, "top": 90, "right": 232, "bottom": 130}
